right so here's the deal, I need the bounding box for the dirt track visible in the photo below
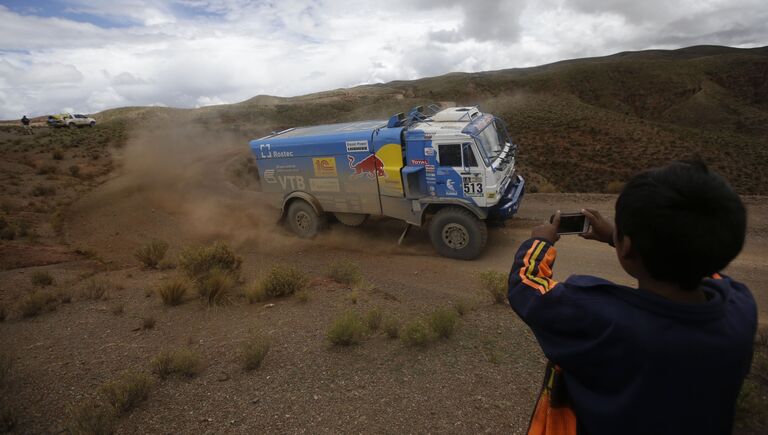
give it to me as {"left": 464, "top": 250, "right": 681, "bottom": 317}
{"left": 2, "top": 129, "right": 766, "bottom": 433}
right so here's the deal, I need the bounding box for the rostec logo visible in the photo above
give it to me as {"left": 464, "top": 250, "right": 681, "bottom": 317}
{"left": 259, "top": 144, "right": 272, "bottom": 158}
{"left": 348, "top": 154, "right": 385, "bottom": 179}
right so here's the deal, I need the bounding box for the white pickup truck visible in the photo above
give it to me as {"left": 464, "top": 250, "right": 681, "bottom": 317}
{"left": 47, "top": 113, "right": 96, "bottom": 128}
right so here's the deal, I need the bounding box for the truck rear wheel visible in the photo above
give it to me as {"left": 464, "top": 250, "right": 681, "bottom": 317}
{"left": 287, "top": 200, "right": 324, "bottom": 239}
{"left": 429, "top": 207, "right": 487, "bottom": 260}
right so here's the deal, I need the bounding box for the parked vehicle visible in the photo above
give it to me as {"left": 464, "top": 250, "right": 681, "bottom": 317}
{"left": 47, "top": 113, "right": 96, "bottom": 128}
{"left": 250, "top": 105, "right": 525, "bottom": 260}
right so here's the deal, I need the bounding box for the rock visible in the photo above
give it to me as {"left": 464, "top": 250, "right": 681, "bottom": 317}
{"left": 216, "top": 372, "right": 230, "bottom": 382}
{"left": 264, "top": 303, "right": 275, "bottom": 308}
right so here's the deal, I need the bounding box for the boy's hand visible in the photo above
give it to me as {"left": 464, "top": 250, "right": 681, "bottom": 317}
{"left": 580, "top": 208, "right": 614, "bottom": 245}
{"left": 531, "top": 210, "right": 561, "bottom": 244}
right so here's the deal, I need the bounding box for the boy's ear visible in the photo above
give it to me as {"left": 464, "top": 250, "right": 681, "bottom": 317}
{"left": 617, "top": 234, "right": 633, "bottom": 260}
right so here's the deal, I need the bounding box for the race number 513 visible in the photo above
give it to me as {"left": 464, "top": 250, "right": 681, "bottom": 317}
{"left": 462, "top": 177, "right": 483, "bottom": 196}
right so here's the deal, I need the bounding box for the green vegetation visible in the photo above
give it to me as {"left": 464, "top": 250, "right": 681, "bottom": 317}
{"left": 81, "top": 279, "right": 108, "bottom": 300}
{"left": 479, "top": 270, "right": 507, "bottom": 304}
{"left": 383, "top": 316, "right": 400, "bottom": 339}
{"left": 151, "top": 348, "right": 201, "bottom": 379}
{"left": 364, "top": 308, "right": 383, "bottom": 332}
{"left": 135, "top": 240, "right": 169, "bottom": 269}
{"left": 99, "top": 371, "right": 153, "bottom": 415}
{"left": 18, "top": 290, "right": 58, "bottom": 317}
{"left": 241, "top": 337, "right": 271, "bottom": 371}
{"left": 156, "top": 276, "right": 189, "bottom": 306}
{"left": 327, "top": 311, "right": 367, "bottom": 346}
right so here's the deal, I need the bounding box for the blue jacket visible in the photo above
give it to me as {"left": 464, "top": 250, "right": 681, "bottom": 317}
{"left": 508, "top": 238, "right": 757, "bottom": 435}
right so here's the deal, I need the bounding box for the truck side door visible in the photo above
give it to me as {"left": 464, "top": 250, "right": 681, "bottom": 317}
{"left": 435, "top": 142, "right": 486, "bottom": 206}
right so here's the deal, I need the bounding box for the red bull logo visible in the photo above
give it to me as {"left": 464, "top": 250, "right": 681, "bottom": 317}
{"left": 348, "top": 154, "right": 385, "bottom": 179}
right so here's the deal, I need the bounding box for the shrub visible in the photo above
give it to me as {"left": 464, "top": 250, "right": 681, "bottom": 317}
{"left": 81, "top": 279, "right": 107, "bottom": 300}
{"left": 383, "top": 316, "right": 400, "bottom": 339}
{"left": 151, "top": 348, "right": 201, "bottom": 379}
{"left": 244, "top": 281, "right": 268, "bottom": 303}
{"left": 19, "top": 290, "right": 58, "bottom": 317}
{"left": 197, "top": 268, "right": 236, "bottom": 306}
{"left": 400, "top": 319, "right": 432, "bottom": 347}
{"left": 480, "top": 270, "right": 508, "bottom": 304}
{"left": 142, "top": 316, "right": 156, "bottom": 330}
{"left": 178, "top": 242, "right": 242, "bottom": 280}
{"left": 50, "top": 210, "right": 64, "bottom": 236}
{"left": 346, "top": 290, "right": 359, "bottom": 304}
{"left": 67, "top": 398, "right": 115, "bottom": 435}
{"left": 68, "top": 165, "right": 80, "bottom": 177}
{"left": 327, "top": 260, "right": 362, "bottom": 286}
{"left": 241, "top": 337, "right": 270, "bottom": 371}
{"left": 258, "top": 266, "right": 307, "bottom": 299}
{"left": 364, "top": 308, "right": 383, "bottom": 331}
{"left": 31, "top": 270, "right": 54, "bottom": 286}
{"left": 99, "top": 371, "right": 153, "bottom": 414}
{"left": 156, "top": 276, "right": 189, "bottom": 306}
{"left": 428, "top": 308, "right": 459, "bottom": 339}
{"left": 135, "top": 240, "right": 169, "bottom": 269}
{"left": 327, "top": 311, "right": 367, "bottom": 346}
{"left": 52, "top": 150, "right": 64, "bottom": 160}
{"left": 36, "top": 165, "right": 57, "bottom": 175}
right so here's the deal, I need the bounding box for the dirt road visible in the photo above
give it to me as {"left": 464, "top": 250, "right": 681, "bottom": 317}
{"left": 2, "top": 129, "right": 765, "bottom": 433}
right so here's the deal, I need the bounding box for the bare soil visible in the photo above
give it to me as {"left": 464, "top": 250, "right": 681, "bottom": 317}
{"left": 1, "top": 125, "right": 766, "bottom": 434}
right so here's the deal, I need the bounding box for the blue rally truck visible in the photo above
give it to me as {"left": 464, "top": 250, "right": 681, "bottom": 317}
{"left": 250, "top": 105, "right": 525, "bottom": 260}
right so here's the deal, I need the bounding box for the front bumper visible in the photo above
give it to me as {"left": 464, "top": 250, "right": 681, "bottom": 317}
{"left": 489, "top": 175, "right": 525, "bottom": 221}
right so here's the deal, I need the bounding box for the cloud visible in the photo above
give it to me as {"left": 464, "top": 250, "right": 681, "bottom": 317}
{"left": 0, "top": 1, "right": 766, "bottom": 119}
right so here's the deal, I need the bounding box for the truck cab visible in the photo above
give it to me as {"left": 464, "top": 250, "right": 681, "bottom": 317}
{"left": 250, "top": 105, "right": 524, "bottom": 260}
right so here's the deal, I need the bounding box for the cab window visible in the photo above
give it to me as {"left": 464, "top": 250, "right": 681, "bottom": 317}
{"left": 462, "top": 143, "right": 478, "bottom": 167}
{"left": 438, "top": 144, "right": 461, "bottom": 167}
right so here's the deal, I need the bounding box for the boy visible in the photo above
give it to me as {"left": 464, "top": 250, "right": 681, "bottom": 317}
{"left": 508, "top": 161, "right": 757, "bottom": 435}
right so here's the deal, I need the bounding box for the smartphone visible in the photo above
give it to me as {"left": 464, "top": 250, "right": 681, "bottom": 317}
{"left": 550, "top": 212, "right": 589, "bottom": 235}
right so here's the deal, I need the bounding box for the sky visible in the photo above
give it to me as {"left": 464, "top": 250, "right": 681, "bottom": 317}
{"left": 0, "top": 0, "right": 766, "bottom": 119}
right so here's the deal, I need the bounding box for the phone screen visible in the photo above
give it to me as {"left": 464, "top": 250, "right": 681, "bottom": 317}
{"left": 550, "top": 213, "right": 588, "bottom": 234}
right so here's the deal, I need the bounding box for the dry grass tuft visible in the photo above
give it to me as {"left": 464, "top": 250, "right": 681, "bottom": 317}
{"left": 196, "top": 268, "right": 236, "bottom": 306}
{"left": 295, "top": 289, "right": 309, "bottom": 303}
{"left": 428, "top": 308, "right": 459, "bottom": 339}
{"left": 18, "top": 290, "right": 58, "bottom": 317}
{"left": 479, "top": 270, "right": 508, "bottom": 304}
{"left": 400, "top": 319, "right": 432, "bottom": 347}
{"left": 31, "top": 271, "right": 54, "bottom": 287}
{"left": 327, "top": 311, "right": 367, "bottom": 346}
{"left": 255, "top": 266, "right": 307, "bottom": 300}
{"left": 81, "top": 279, "right": 108, "bottom": 300}
{"left": 383, "top": 316, "right": 400, "bottom": 339}
{"left": 364, "top": 308, "right": 383, "bottom": 331}
{"left": 178, "top": 242, "right": 241, "bottom": 280}
{"left": 99, "top": 371, "right": 153, "bottom": 415}
{"left": 134, "top": 240, "right": 169, "bottom": 269}
{"left": 241, "top": 337, "right": 271, "bottom": 371}
{"left": 156, "top": 276, "right": 190, "bottom": 306}
{"left": 327, "top": 260, "right": 362, "bottom": 286}
{"left": 453, "top": 299, "right": 470, "bottom": 316}
{"left": 151, "top": 348, "right": 201, "bottom": 379}
{"left": 67, "top": 398, "right": 115, "bottom": 435}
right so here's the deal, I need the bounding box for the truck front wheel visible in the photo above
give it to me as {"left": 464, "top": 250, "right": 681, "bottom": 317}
{"left": 287, "top": 200, "right": 324, "bottom": 239}
{"left": 429, "top": 207, "right": 487, "bottom": 260}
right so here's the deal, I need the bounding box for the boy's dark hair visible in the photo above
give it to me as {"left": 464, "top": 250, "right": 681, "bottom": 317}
{"left": 615, "top": 161, "right": 746, "bottom": 290}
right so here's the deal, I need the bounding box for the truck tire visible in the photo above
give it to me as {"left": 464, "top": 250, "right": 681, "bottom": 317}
{"left": 89, "top": 121, "right": 95, "bottom": 127}
{"left": 429, "top": 207, "right": 487, "bottom": 260}
{"left": 287, "top": 200, "right": 324, "bottom": 239}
